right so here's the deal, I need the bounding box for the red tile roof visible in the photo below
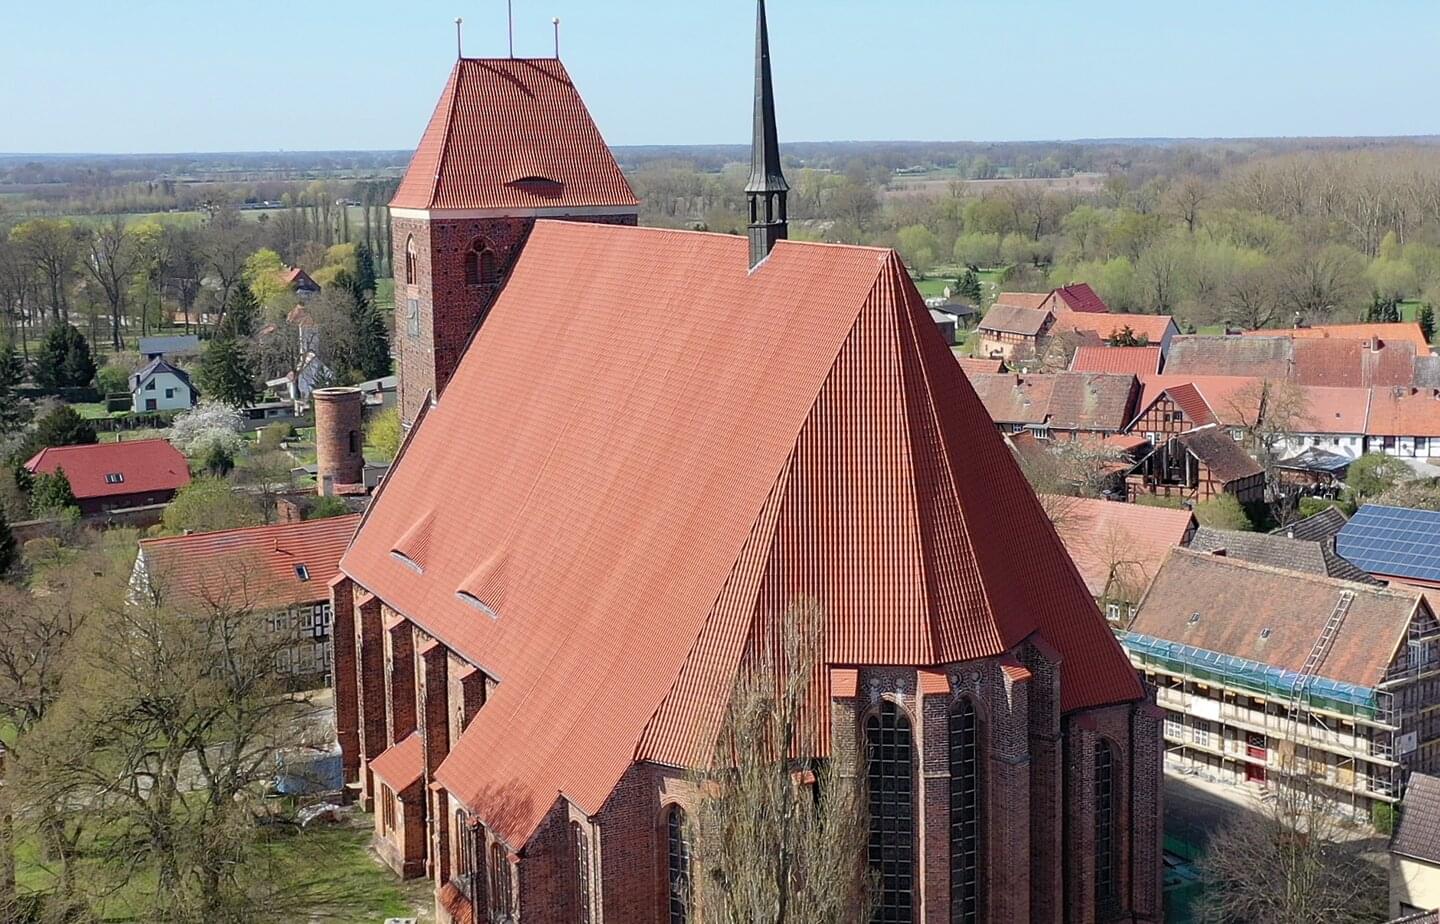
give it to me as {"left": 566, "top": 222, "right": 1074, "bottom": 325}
{"left": 1294, "top": 386, "right": 1371, "bottom": 434}
{"left": 954, "top": 355, "right": 1007, "bottom": 377}
{"left": 391, "top": 59, "right": 638, "bottom": 212}
{"left": 1045, "top": 496, "right": 1195, "bottom": 600}
{"left": 1166, "top": 335, "right": 1422, "bottom": 387}
{"left": 1367, "top": 386, "right": 1440, "bottom": 437}
{"left": 1051, "top": 283, "right": 1109, "bottom": 314}
{"left": 139, "top": 515, "right": 360, "bottom": 612}
{"left": 968, "top": 372, "right": 1138, "bottom": 431}
{"left": 994, "top": 291, "right": 1050, "bottom": 311}
{"left": 1071, "top": 345, "right": 1163, "bottom": 376}
{"left": 25, "top": 438, "right": 190, "bottom": 501}
{"left": 1061, "top": 313, "right": 1177, "bottom": 345}
{"left": 1175, "top": 425, "right": 1265, "bottom": 484}
{"left": 1133, "top": 375, "right": 1263, "bottom": 429}
{"left": 369, "top": 732, "right": 424, "bottom": 792}
{"left": 978, "top": 304, "right": 1052, "bottom": 336}
{"left": 341, "top": 221, "right": 1142, "bottom": 848}
{"left": 1245, "top": 323, "right": 1431, "bottom": 354}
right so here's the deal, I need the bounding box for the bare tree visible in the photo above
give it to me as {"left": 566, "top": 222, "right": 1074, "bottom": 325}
{"left": 1168, "top": 175, "right": 1210, "bottom": 234}
{"left": 1198, "top": 766, "right": 1386, "bottom": 923}
{"left": 690, "top": 601, "right": 873, "bottom": 924}
{"left": 1225, "top": 379, "right": 1309, "bottom": 525}
{"left": 1224, "top": 263, "right": 1285, "bottom": 331}
{"left": 82, "top": 218, "right": 143, "bottom": 351}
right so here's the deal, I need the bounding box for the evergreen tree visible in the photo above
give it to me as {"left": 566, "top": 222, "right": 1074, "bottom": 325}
{"left": 18, "top": 405, "right": 98, "bottom": 460}
{"left": 30, "top": 466, "right": 78, "bottom": 517}
{"left": 198, "top": 336, "right": 258, "bottom": 407}
{"left": 33, "top": 323, "right": 97, "bottom": 391}
{"left": 352, "top": 298, "right": 392, "bottom": 380}
{"left": 1107, "top": 325, "right": 1149, "bottom": 347}
{"left": 0, "top": 506, "right": 16, "bottom": 577}
{"left": 221, "top": 281, "right": 261, "bottom": 338}
{"left": 957, "top": 268, "right": 982, "bottom": 305}
{"left": 1419, "top": 304, "right": 1436, "bottom": 345}
{"left": 0, "top": 341, "right": 33, "bottom": 436}
{"left": 355, "top": 241, "right": 378, "bottom": 297}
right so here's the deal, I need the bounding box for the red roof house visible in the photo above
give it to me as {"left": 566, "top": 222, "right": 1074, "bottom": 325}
{"left": 1245, "top": 323, "right": 1432, "bottom": 355}
{"left": 25, "top": 439, "right": 190, "bottom": 515}
{"left": 1048, "top": 282, "right": 1109, "bottom": 314}
{"left": 390, "top": 58, "right": 638, "bottom": 213}
{"left": 339, "top": 220, "right": 1145, "bottom": 851}
{"left": 1071, "top": 345, "right": 1164, "bottom": 376}
{"left": 1044, "top": 496, "right": 1196, "bottom": 610}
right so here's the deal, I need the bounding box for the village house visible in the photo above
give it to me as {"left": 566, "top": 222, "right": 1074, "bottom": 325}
{"left": 1071, "top": 345, "right": 1164, "bottom": 376}
{"left": 1367, "top": 386, "right": 1440, "bottom": 460}
{"left": 284, "top": 266, "right": 322, "bottom": 297}
{"left": 976, "top": 303, "right": 1054, "bottom": 360}
{"left": 1125, "top": 549, "right": 1440, "bottom": 815}
{"left": 1125, "top": 376, "right": 1265, "bottom": 445}
{"left": 132, "top": 515, "right": 360, "bottom": 688}
{"left": 992, "top": 290, "right": 1052, "bottom": 311}
{"left": 1165, "top": 334, "right": 1427, "bottom": 388}
{"left": 1058, "top": 313, "right": 1181, "bottom": 356}
{"left": 137, "top": 334, "right": 201, "bottom": 362}
{"left": 332, "top": 13, "right": 1164, "bottom": 922}
{"left": 967, "top": 371, "right": 1140, "bottom": 442}
{"left": 1276, "top": 385, "right": 1372, "bottom": 460}
{"left": 24, "top": 438, "right": 191, "bottom": 516}
{"left": 1042, "top": 282, "right": 1110, "bottom": 314}
{"left": 1188, "top": 525, "right": 1377, "bottom": 584}
{"left": 1245, "top": 322, "right": 1433, "bottom": 355}
{"left": 1124, "top": 423, "right": 1266, "bottom": 504}
{"left": 1338, "top": 505, "right": 1440, "bottom": 590}
{"left": 954, "top": 355, "right": 1007, "bottom": 378}
{"left": 1044, "top": 495, "right": 1196, "bottom": 623}
{"left": 130, "top": 357, "right": 198, "bottom": 412}
{"left": 1392, "top": 772, "right": 1440, "bottom": 918}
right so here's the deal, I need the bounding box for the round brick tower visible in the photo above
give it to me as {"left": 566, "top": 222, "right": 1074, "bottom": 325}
{"left": 313, "top": 387, "right": 365, "bottom": 493}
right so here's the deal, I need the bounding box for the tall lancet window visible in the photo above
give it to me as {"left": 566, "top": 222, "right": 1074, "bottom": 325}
{"left": 867, "top": 700, "right": 916, "bottom": 923}
{"left": 950, "top": 699, "right": 983, "bottom": 923}
{"left": 464, "top": 240, "right": 499, "bottom": 287}
{"left": 404, "top": 235, "right": 418, "bottom": 285}
{"left": 665, "top": 805, "right": 692, "bottom": 924}
{"left": 1095, "top": 740, "right": 1119, "bottom": 913}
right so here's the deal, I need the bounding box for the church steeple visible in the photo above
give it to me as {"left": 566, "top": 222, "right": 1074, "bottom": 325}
{"left": 745, "top": 0, "right": 788, "bottom": 269}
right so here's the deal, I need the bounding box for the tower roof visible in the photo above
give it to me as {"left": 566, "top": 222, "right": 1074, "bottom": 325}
{"left": 745, "top": 0, "right": 788, "bottom": 195}
{"left": 391, "top": 58, "right": 638, "bottom": 212}
{"left": 342, "top": 220, "right": 1143, "bottom": 849}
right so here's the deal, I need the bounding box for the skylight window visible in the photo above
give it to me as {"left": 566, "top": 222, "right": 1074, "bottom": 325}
{"left": 1187, "top": 612, "right": 1200, "bottom": 625}
{"left": 295, "top": 564, "right": 310, "bottom": 582}
{"left": 1259, "top": 628, "right": 1272, "bottom": 640}
{"left": 104, "top": 473, "right": 124, "bottom": 485}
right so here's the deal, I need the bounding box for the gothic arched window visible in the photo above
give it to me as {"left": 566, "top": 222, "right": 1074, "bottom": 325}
{"left": 573, "top": 821, "right": 593, "bottom": 924}
{"left": 1094, "top": 740, "right": 1119, "bottom": 913}
{"left": 405, "top": 236, "right": 418, "bottom": 285}
{"left": 665, "top": 805, "right": 691, "bottom": 924}
{"left": 866, "top": 700, "right": 916, "bottom": 923}
{"left": 489, "top": 841, "right": 513, "bottom": 921}
{"left": 949, "top": 699, "right": 982, "bottom": 924}
{"left": 465, "top": 240, "right": 499, "bottom": 287}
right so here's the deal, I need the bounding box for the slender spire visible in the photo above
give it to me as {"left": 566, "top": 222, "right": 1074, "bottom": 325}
{"left": 745, "top": 0, "right": 788, "bottom": 268}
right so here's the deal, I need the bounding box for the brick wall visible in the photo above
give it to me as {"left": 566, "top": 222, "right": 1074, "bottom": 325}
{"left": 373, "top": 780, "right": 428, "bottom": 879}
{"left": 354, "top": 594, "right": 387, "bottom": 810}
{"left": 330, "top": 578, "right": 360, "bottom": 786}
{"left": 392, "top": 212, "right": 639, "bottom": 426}
{"left": 385, "top": 620, "right": 417, "bottom": 744}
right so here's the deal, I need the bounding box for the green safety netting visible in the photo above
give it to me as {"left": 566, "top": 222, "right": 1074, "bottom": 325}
{"left": 1121, "top": 631, "right": 1383, "bottom": 719}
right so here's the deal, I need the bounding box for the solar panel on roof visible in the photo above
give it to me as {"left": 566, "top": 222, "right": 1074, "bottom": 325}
{"left": 1336, "top": 505, "right": 1440, "bottom": 584}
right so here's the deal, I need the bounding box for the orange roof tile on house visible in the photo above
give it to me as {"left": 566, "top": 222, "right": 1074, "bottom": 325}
{"left": 1044, "top": 496, "right": 1196, "bottom": 600}
{"left": 1245, "top": 323, "right": 1432, "bottom": 354}
{"left": 1131, "top": 375, "right": 1263, "bottom": 429}
{"left": 138, "top": 515, "right": 360, "bottom": 612}
{"left": 1166, "top": 334, "right": 1423, "bottom": 387}
{"left": 954, "top": 354, "right": 1007, "bottom": 377}
{"left": 1366, "top": 386, "right": 1440, "bottom": 437}
{"left": 390, "top": 58, "right": 638, "bottom": 213}
{"left": 1071, "top": 345, "right": 1163, "bottom": 376}
{"left": 968, "top": 372, "right": 1138, "bottom": 432}
{"left": 1293, "top": 385, "right": 1372, "bottom": 435}
{"left": 1060, "top": 313, "right": 1177, "bottom": 346}
{"left": 370, "top": 732, "right": 425, "bottom": 792}
{"left": 25, "top": 439, "right": 190, "bottom": 502}
{"left": 1050, "top": 283, "right": 1109, "bottom": 314}
{"left": 341, "top": 221, "right": 1142, "bottom": 849}
{"left": 994, "top": 291, "right": 1051, "bottom": 311}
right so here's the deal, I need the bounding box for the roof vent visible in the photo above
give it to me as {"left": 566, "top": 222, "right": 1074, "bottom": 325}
{"left": 1188, "top": 612, "right": 1200, "bottom": 625}
{"left": 390, "top": 551, "right": 424, "bottom": 575}
{"left": 455, "top": 591, "right": 499, "bottom": 620}
{"left": 295, "top": 564, "right": 310, "bottom": 582}
{"left": 1259, "top": 627, "right": 1271, "bottom": 640}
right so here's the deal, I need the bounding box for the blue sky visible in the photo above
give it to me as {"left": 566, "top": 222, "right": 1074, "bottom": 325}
{"left": 3, "top": 0, "right": 1438, "bottom": 153}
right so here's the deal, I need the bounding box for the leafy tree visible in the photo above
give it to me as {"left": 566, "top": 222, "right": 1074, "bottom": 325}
{"left": 306, "top": 496, "right": 350, "bottom": 520}
{"left": 1375, "top": 479, "right": 1440, "bottom": 512}
{"left": 1346, "top": 452, "right": 1411, "bottom": 504}
{"left": 896, "top": 225, "right": 939, "bottom": 278}
{"left": 366, "top": 407, "right": 402, "bottom": 462}
{"left": 161, "top": 478, "right": 264, "bottom": 535}
{"left": 1419, "top": 304, "right": 1436, "bottom": 344}
{"left": 200, "top": 441, "right": 234, "bottom": 477}
{"left": 1193, "top": 493, "right": 1253, "bottom": 531}
{"left": 30, "top": 468, "right": 77, "bottom": 518}
{"left": 197, "top": 335, "right": 258, "bottom": 407}
{"left": 1106, "top": 325, "right": 1149, "bottom": 347}
{"left": 956, "top": 268, "right": 982, "bottom": 304}
{"left": 33, "top": 324, "right": 96, "bottom": 391}
{"left": 95, "top": 363, "right": 130, "bottom": 395}
{"left": 241, "top": 248, "right": 288, "bottom": 307}
{"left": 0, "top": 342, "right": 32, "bottom": 436}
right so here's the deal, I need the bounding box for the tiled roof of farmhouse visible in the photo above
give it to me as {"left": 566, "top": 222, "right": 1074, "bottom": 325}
{"left": 25, "top": 438, "right": 190, "bottom": 501}
{"left": 978, "top": 303, "right": 1052, "bottom": 336}
{"left": 341, "top": 220, "right": 1142, "bottom": 849}
{"left": 1244, "top": 322, "right": 1431, "bottom": 355}
{"left": 1051, "top": 283, "right": 1109, "bottom": 314}
{"left": 1070, "top": 346, "right": 1163, "bottom": 376}
{"left": 139, "top": 515, "right": 360, "bottom": 612}
{"left": 391, "top": 58, "right": 638, "bottom": 212}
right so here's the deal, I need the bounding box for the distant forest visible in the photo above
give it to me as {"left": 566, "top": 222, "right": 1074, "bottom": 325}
{"left": 7, "top": 136, "right": 1440, "bottom": 335}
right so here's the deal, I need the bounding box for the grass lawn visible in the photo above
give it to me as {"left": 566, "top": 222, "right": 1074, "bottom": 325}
{"left": 375, "top": 277, "right": 395, "bottom": 312}
{"left": 71, "top": 402, "right": 113, "bottom": 420}
{"left": 15, "top": 813, "right": 430, "bottom": 922}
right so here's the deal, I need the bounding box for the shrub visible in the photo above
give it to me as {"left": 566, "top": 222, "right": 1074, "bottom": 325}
{"left": 16, "top": 406, "right": 98, "bottom": 461}
{"left": 30, "top": 467, "right": 78, "bottom": 519}
{"left": 1373, "top": 802, "right": 1397, "bottom": 836}
{"left": 306, "top": 496, "right": 350, "bottom": 520}
{"left": 1346, "top": 453, "right": 1412, "bottom": 504}
{"left": 161, "top": 478, "right": 264, "bottom": 535}
{"left": 366, "top": 407, "right": 401, "bottom": 462}
{"left": 170, "top": 401, "right": 245, "bottom": 457}
{"left": 96, "top": 363, "right": 132, "bottom": 395}
{"left": 258, "top": 422, "right": 296, "bottom": 451}
{"left": 1194, "top": 494, "right": 1253, "bottom": 531}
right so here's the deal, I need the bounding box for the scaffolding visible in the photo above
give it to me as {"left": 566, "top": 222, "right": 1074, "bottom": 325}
{"left": 1122, "top": 631, "right": 1400, "bottom": 809}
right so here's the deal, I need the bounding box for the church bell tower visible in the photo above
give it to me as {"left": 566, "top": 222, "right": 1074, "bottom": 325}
{"left": 746, "top": 0, "right": 789, "bottom": 269}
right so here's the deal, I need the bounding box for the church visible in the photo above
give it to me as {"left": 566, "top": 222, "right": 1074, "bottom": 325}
{"left": 330, "top": 3, "right": 1164, "bottom": 922}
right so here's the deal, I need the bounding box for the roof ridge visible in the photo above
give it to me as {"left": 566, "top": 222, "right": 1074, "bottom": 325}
{"left": 428, "top": 60, "right": 464, "bottom": 210}
{"left": 1172, "top": 545, "right": 1424, "bottom": 597}
{"left": 141, "top": 513, "right": 360, "bottom": 548}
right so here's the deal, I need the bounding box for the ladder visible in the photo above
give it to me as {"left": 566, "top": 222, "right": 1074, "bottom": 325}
{"left": 1282, "top": 591, "right": 1355, "bottom": 777}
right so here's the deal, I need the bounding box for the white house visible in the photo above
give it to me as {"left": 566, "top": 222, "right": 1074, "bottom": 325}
{"left": 130, "top": 358, "right": 197, "bottom": 413}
